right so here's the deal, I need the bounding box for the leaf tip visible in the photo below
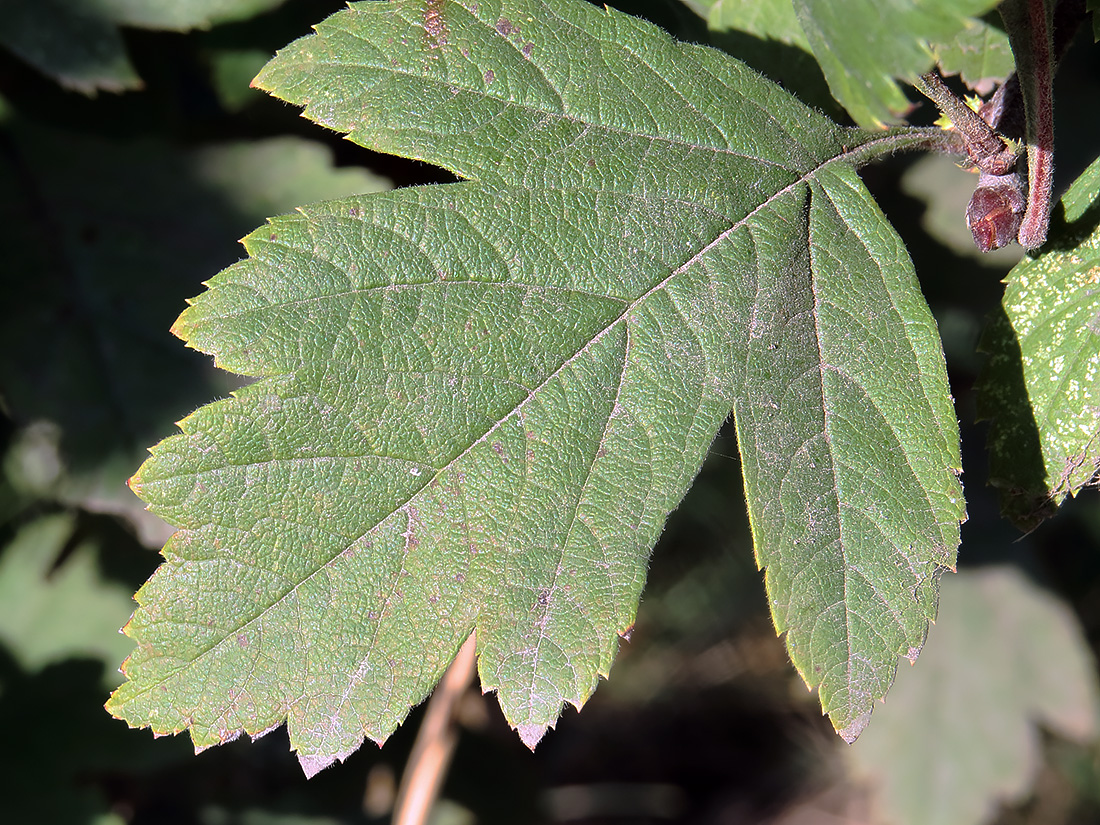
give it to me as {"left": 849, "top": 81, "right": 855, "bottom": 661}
{"left": 516, "top": 723, "right": 548, "bottom": 750}
{"left": 297, "top": 752, "right": 339, "bottom": 779}
{"left": 169, "top": 317, "right": 189, "bottom": 343}
{"left": 836, "top": 709, "right": 872, "bottom": 744}
{"left": 296, "top": 739, "right": 367, "bottom": 779}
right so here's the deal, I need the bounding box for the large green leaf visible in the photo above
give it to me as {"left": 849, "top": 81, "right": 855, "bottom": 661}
{"left": 848, "top": 567, "right": 1100, "bottom": 825}
{"left": 108, "top": 0, "right": 963, "bottom": 773}
{"left": 978, "top": 155, "right": 1100, "bottom": 525}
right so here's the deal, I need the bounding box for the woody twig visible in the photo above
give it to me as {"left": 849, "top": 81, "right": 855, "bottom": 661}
{"left": 915, "top": 0, "right": 1086, "bottom": 252}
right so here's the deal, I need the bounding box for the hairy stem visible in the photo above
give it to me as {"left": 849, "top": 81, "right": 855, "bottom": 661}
{"left": 1000, "top": 0, "right": 1057, "bottom": 249}
{"left": 913, "top": 72, "right": 1018, "bottom": 175}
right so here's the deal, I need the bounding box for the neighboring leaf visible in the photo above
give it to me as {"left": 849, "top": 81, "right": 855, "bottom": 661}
{"left": 108, "top": 0, "right": 962, "bottom": 773}
{"left": 848, "top": 567, "right": 1100, "bottom": 825}
{"left": 931, "top": 18, "right": 1014, "bottom": 90}
{"left": 684, "top": 0, "right": 840, "bottom": 118}
{"left": 698, "top": 0, "right": 810, "bottom": 49}
{"left": 0, "top": 0, "right": 141, "bottom": 95}
{"left": 793, "top": 0, "right": 1002, "bottom": 127}
{"left": 0, "top": 514, "right": 136, "bottom": 678}
{"left": 690, "top": 0, "right": 1014, "bottom": 89}
{"left": 978, "top": 155, "right": 1100, "bottom": 525}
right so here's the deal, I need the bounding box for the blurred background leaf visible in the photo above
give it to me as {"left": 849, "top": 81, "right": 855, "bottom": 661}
{"left": 0, "top": 0, "right": 142, "bottom": 94}
{"left": 0, "top": 109, "right": 389, "bottom": 485}
{"left": 0, "top": 512, "right": 135, "bottom": 676}
{"left": 0, "top": 0, "right": 290, "bottom": 95}
{"left": 0, "top": 0, "right": 1098, "bottom": 823}
{"left": 848, "top": 566, "right": 1100, "bottom": 825}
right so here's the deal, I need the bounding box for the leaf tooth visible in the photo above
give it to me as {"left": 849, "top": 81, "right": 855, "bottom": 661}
{"left": 836, "top": 709, "right": 872, "bottom": 744}
{"left": 298, "top": 751, "right": 340, "bottom": 779}
{"left": 515, "top": 722, "right": 549, "bottom": 750}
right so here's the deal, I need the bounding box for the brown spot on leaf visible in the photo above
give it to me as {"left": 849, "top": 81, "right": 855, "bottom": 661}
{"left": 484, "top": 69, "right": 495, "bottom": 85}
{"left": 496, "top": 18, "right": 517, "bottom": 35}
{"left": 423, "top": 0, "right": 448, "bottom": 48}
{"left": 237, "top": 634, "right": 249, "bottom": 648}
{"left": 522, "top": 42, "right": 533, "bottom": 58}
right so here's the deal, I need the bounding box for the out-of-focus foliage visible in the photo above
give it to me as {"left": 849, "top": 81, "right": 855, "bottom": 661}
{"left": 0, "top": 0, "right": 288, "bottom": 94}
{"left": 1, "top": 1, "right": 1099, "bottom": 824}
{"left": 849, "top": 567, "right": 1100, "bottom": 825}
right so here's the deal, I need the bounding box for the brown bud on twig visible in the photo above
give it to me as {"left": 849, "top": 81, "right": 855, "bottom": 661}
{"left": 967, "top": 170, "right": 1027, "bottom": 252}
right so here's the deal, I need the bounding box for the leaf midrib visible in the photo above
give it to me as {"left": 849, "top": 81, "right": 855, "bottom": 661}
{"left": 290, "top": 0, "right": 821, "bottom": 176}
{"left": 758, "top": 164, "right": 952, "bottom": 703}
{"left": 315, "top": 52, "right": 803, "bottom": 172}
